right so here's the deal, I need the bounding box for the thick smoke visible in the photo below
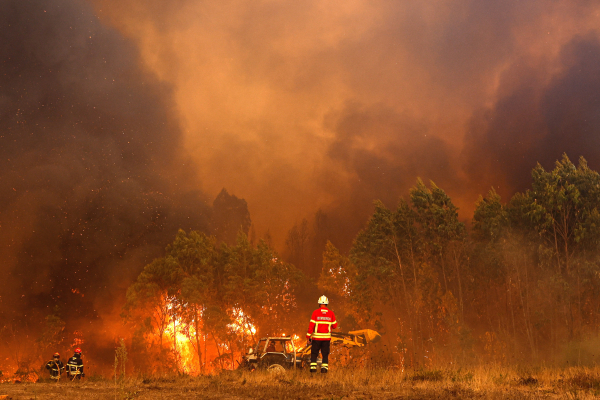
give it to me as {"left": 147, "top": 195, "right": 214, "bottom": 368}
{"left": 319, "top": 103, "right": 459, "bottom": 248}
{"left": 90, "top": 0, "right": 600, "bottom": 253}
{"left": 4, "top": 0, "right": 600, "bottom": 325}
{"left": 0, "top": 0, "right": 210, "bottom": 331}
{"left": 463, "top": 33, "right": 600, "bottom": 197}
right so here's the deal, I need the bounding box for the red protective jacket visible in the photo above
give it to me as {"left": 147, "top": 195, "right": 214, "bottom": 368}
{"left": 307, "top": 307, "right": 337, "bottom": 341}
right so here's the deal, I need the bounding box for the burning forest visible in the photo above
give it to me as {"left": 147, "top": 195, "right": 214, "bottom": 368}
{"left": 120, "top": 230, "right": 302, "bottom": 375}
{"left": 3, "top": 0, "right": 600, "bottom": 398}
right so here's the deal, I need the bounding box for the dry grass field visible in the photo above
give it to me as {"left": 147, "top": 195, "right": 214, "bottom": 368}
{"left": 1, "top": 366, "right": 600, "bottom": 399}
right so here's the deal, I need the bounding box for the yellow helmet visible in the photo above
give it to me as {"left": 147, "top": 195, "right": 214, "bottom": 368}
{"left": 318, "top": 295, "right": 329, "bottom": 305}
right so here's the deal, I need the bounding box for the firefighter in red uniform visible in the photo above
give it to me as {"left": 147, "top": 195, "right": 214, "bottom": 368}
{"left": 306, "top": 295, "right": 337, "bottom": 373}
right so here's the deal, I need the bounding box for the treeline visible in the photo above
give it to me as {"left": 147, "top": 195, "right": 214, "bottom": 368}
{"left": 122, "top": 231, "right": 305, "bottom": 373}
{"left": 125, "top": 154, "right": 600, "bottom": 373}
{"left": 322, "top": 154, "right": 600, "bottom": 366}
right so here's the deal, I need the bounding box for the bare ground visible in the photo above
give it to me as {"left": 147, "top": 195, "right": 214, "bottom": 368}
{"left": 1, "top": 366, "right": 600, "bottom": 399}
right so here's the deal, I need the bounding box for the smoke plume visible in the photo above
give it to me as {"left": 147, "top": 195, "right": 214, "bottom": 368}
{"left": 0, "top": 0, "right": 210, "bottom": 330}
{"left": 463, "top": 33, "right": 600, "bottom": 197}
{"left": 90, "top": 0, "right": 600, "bottom": 253}
{"left": 3, "top": 0, "right": 600, "bottom": 353}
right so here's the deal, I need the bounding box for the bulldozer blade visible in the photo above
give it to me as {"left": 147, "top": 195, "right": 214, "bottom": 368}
{"left": 348, "top": 329, "right": 381, "bottom": 344}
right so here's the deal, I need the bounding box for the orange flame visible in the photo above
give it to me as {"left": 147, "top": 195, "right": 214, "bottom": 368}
{"left": 228, "top": 308, "right": 257, "bottom": 337}
{"left": 163, "top": 300, "right": 257, "bottom": 373}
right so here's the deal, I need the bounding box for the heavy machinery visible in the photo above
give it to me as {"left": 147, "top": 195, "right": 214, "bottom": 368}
{"left": 240, "top": 329, "right": 380, "bottom": 373}
{"left": 239, "top": 336, "right": 298, "bottom": 373}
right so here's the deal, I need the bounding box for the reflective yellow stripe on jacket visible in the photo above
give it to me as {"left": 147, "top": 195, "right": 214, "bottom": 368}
{"left": 310, "top": 319, "right": 334, "bottom": 339}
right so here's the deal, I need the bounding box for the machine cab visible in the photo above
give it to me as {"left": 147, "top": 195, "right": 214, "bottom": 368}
{"left": 255, "top": 338, "right": 290, "bottom": 354}
{"left": 242, "top": 336, "right": 297, "bottom": 371}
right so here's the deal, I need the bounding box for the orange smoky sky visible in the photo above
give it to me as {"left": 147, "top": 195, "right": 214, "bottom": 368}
{"left": 90, "top": 0, "right": 600, "bottom": 246}
{"left": 0, "top": 0, "right": 599, "bottom": 365}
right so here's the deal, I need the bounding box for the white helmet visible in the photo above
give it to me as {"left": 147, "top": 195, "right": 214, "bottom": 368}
{"left": 318, "top": 295, "right": 329, "bottom": 305}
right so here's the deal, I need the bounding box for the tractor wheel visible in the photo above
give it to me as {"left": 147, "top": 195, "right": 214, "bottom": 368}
{"left": 267, "top": 364, "right": 285, "bottom": 375}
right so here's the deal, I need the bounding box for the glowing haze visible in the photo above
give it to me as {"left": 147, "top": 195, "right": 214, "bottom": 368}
{"left": 91, "top": 0, "right": 600, "bottom": 246}
{"left": 2, "top": 0, "right": 600, "bottom": 336}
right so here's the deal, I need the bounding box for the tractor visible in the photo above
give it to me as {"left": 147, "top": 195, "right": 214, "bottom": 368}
{"left": 240, "top": 329, "right": 380, "bottom": 373}
{"left": 239, "top": 336, "right": 299, "bottom": 373}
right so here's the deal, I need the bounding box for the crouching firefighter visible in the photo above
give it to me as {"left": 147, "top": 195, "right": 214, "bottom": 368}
{"left": 66, "top": 348, "right": 85, "bottom": 380}
{"left": 306, "top": 295, "right": 337, "bottom": 374}
{"left": 45, "top": 353, "right": 65, "bottom": 380}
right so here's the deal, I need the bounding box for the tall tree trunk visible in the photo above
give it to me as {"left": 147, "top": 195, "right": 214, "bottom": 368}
{"left": 577, "top": 257, "right": 582, "bottom": 338}
{"left": 452, "top": 245, "right": 465, "bottom": 321}
{"left": 507, "top": 275, "right": 517, "bottom": 352}
{"left": 393, "top": 237, "right": 415, "bottom": 367}
{"left": 563, "top": 212, "right": 570, "bottom": 272}
{"left": 204, "top": 333, "right": 207, "bottom": 371}
{"left": 229, "top": 339, "right": 235, "bottom": 370}
{"left": 440, "top": 247, "right": 449, "bottom": 294}
{"left": 514, "top": 258, "right": 536, "bottom": 359}
{"left": 211, "top": 333, "right": 223, "bottom": 369}
{"left": 194, "top": 308, "right": 203, "bottom": 372}
{"left": 552, "top": 220, "right": 561, "bottom": 273}
{"left": 409, "top": 239, "right": 424, "bottom": 359}
{"left": 173, "top": 319, "right": 179, "bottom": 372}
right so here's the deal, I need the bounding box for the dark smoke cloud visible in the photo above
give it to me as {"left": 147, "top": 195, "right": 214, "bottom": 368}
{"left": 463, "top": 33, "right": 600, "bottom": 197}
{"left": 319, "top": 103, "right": 459, "bottom": 247}
{"left": 0, "top": 0, "right": 210, "bottom": 326}
{"left": 4, "top": 0, "right": 600, "bottom": 332}
{"left": 88, "top": 0, "right": 600, "bottom": 253}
